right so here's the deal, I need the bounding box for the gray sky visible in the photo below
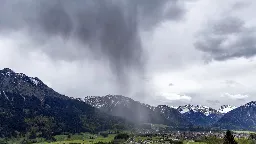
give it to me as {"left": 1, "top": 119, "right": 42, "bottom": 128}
{"left": 1, "top": 0, "right": 256, "bottom": 108}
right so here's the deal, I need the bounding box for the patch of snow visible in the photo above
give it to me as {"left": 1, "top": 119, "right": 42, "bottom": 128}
{"left": 178, "top": 104, "right": 218, "bottom": 116}
{"left": 6, "top": 72, "right": 11, "bottom": 76}
{"left": 170, "top": 106, "right": 178, "bottom": 109}
{"left": 30, "top": 77, "right": 39, "bottom": 85}
{"left": 247, "top": 111, "right": 251, "bottom": 117}
{"left": 244, "top": 101, "right": 256, "bottom": 107}
{"left": 3, "top": 91, "right": 9, "bottom": 101}
{"left": 218, "top": 105, "right": 237, "bottom": 113}
{"left": 114, "top": 101, "right": 120, "bottom": 107}
{"left": 22, "top": 95, "right": 26, "bottom": 101}
{"left": 180, "top": 107, "right": 190, "bottom": 114}
{"left": 204, "top": 111, "right": 210, "bottom": 116}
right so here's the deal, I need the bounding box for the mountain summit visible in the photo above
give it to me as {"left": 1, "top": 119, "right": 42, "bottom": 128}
{"left": 218, "top": 105, "right": 237, "bottom": 114}
{"left": 0, "top": 68, "right": 67, "bottom": 101}
{"left": 215, "top": 101, "right": 256, "bottom": 131}
{"left": 177, "top": 104, "right": 219, "bottom": 116}
{"left": 176, "top": 104, "right": 222, "bottom": 126}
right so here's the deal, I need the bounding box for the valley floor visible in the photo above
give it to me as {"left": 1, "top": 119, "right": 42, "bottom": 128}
{"left": 2, "top": 131, "right": 256, "bottom": 144}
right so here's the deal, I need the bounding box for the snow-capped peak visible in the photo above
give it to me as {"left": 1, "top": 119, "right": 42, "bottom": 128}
{"left": 1, "top": 68, "right": 15, "bottom": 76}
{"left": 242, "top": 101, "right": 256, "bottom": 108}
{"left": 84, "top": 95, "right": 133, "bottom": 109}
{"left": 177, "top": 104, "right": 218, "bottom": 116}
{"left": 170, "top": 106, "right": 178, "bottom": 109}
{"left": 1, "top": 68, "right": 43, "bottom": 87}
{"left": 218, "top": 105, "right": 237, "bottom": 114}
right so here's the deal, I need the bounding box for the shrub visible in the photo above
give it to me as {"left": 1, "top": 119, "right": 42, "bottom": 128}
{"left": 114, "top": 133, "right": 129, "bottom": 140}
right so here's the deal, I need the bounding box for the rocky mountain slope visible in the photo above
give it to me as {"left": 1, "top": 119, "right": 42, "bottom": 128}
{"left": 0, "top": 68, "right": 67, "bottom": 101}
{"left": 177, "top": 105, "right": 219, "bottom": 116}
{"left": 177, "top": 105, "right": 222, "bottom": 126}
{"left": 214, "top": 101, "right": 256, "bottom": 131}
{"left": 218, "top": 105, "right": 237, "bottom": 114}
{"left": 84, "top": 95, "right": 191, "bottom": 128}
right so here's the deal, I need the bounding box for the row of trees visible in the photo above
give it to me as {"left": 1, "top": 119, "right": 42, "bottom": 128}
{"left": 203, "top": 130, "right": 256, "bottom": 144}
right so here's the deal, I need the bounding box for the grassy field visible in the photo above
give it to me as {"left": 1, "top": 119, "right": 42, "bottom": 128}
{"left": 183, "top": 142, "right": 207, "bottom": 144}
{"left": 35, "top": 133, "right": 116, "bottom": 144}
{"left": 2, "top": 131, "right": 256, "bottom": 144}
{"left": 0, "top": 133, "right": 116, "bottom": 144}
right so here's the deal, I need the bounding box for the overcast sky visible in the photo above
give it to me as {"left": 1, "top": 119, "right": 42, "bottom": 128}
{"left": 1, "top": 0, "right": 256, "bottom": 108}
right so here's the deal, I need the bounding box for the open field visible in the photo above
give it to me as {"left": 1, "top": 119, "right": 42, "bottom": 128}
{"left": 35, "top": 133, "right": 116, "bottom": 144}
{"left": 183, "top": 142, "right": 207, "bottom": 144}
{"left": 1, "top": 131, "right": 256, "bottom": 144}
{"left": 0, "top": 133, "right": 116, "bottom": 144}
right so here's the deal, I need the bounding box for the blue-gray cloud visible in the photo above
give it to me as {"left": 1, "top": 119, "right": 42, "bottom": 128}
{"left": 195, "top": 16, "right": 256, "bottom": 61}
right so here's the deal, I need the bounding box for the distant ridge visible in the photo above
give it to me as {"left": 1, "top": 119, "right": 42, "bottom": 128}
{"left": 0, "top": 68, "right": 68, "bottom": 100}
{"left": 84, "top": 95, "right": 192, "bottom": 128}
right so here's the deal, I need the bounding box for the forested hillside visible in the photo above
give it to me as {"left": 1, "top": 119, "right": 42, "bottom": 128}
{"left": 0, "top": 69, "right": 130, "bottom": 139}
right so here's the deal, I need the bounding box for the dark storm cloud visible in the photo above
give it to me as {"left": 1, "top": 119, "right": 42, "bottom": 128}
{"left": 195, "top": 16, "right": 256, "bottom": 61}
{"left": 38, "top": 1, "right": 73, "bottom": 38}
{"left": 0, "top": 0, "right": 187, "bottom": 94}
{"left": 0, "top": 0, "right": 185, "bottom": 59}
{"left": 136, "top": 0, "right": 184, "bottom": 29}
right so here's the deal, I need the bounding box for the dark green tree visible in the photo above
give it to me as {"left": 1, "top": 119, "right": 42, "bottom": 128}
{"left": 114, "top": 133, "right": 129, "bottom": 140}
{"left": 25, "top": 116, "right": 57, "bottom": 140}
{"left": 249, "top": 133, "right": 256, "bottom": 140}
{"left": 223, "top": 130, "right": 237, "bottom": 144}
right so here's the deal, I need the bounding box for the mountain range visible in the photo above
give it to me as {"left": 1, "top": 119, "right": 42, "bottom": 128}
{"left": 176, "top": 105, "right": 236, "bottom": 126}
{"left": 84, "top": 96, "right": 238, "bottom": 127}
{"left": 0, "top": 68, "right": 256, "bottom": 139}
{"left": 84, "top": 95, "right": 191, "bottom": 129}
